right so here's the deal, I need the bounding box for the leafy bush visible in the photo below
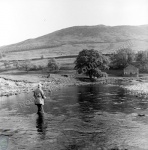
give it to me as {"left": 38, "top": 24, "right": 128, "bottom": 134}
{"left": 28, "top": 64, "right": 38, "bottom": 71}
{"left": 3, "top": 60, "right": 11, "bottom": 69}
{"left": 13, "top": 60, "right": 20, "bottom": 69}
{"left": 47, "top": 58, "right": 60, "bottom": 72}
{"left": 38, "top": 65, "right": 44, "bottom": 70}
{"left": 110, "top": 48, "right": 135, "bottom": 69}
{"left": 14, "top": 60, "right": 45, "bottom": 71}
{"left": 2, "top": 53, "right": 6, "bottom": 57}
{"left": 18, "top": 60, "right": 32, "bottom": 72}
{"left": 0, "top": 52, "right": 6, "bottom": 59}
{"left": 41, "top": 55, "right": 44, "bottom": 59}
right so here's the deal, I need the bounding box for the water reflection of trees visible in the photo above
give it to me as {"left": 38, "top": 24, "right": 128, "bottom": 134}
{"left": 112, "top": 87, "right": 148, "bottom": 113}
{"left": 77, "top": 84, "right": 137, "bottom": 115}
{"left": 108, "top": 87, "right": 130, "bottom": 113}
{"left": 77, "top": 85, "right": 102, "bottom": 121}
{"left": 57, "top": 85, "right": 126, "bottom": 150}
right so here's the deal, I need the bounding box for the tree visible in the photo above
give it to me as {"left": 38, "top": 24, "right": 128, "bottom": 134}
{"left": 135, "top": 51, "right": 148, "bottom": 72}
{"left": 0, "top": 52, "right": 6, "bottom": 59}
{"left": 136, "top": 51, "right": 148, "bottom": 64}
{"left": 74, "top": 49, "right": 110, "bottom": 79}
{"left": 41, "top": 55, "right": 44, "bottom": 59}
{"left": 3, "top": 60, "right": 11, "bottom": 69}
{"left": 0, "top": 53, "right": 2, "bottom": 59}
{"left": 110, "top": 48, "right": 135, "bottom": 69}
{"left": 13, "top": 60, "right": 20, "bottom": 69}
{"left": 47, "top": 58, "right": 60, "bottom": 72}
{"left": 20, "top": 60, "right": 32, "bottom": 72}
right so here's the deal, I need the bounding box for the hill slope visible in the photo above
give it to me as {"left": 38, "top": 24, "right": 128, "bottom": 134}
{"left": 1, "top": 25, "right": 148, "bottom": 55}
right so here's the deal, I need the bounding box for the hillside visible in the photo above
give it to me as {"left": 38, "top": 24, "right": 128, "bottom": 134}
{"left": 1, "top": 25, "right": 148, "bottom": 59}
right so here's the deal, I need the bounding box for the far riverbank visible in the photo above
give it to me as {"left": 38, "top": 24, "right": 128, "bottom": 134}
{"left": 123, "top": 78, "right": 148, "bottom": 98}
{"left": 0, "top": 72, "right": 147, "bottom": 97}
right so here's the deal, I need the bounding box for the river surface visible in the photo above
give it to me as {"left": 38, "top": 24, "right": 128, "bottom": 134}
{"left": 1, "top": 84, "right": 148, "bottom": 150}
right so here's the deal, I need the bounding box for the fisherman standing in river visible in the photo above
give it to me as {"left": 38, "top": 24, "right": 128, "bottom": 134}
{"left": 33, "top": 83, "right": 46, "bottom": 114}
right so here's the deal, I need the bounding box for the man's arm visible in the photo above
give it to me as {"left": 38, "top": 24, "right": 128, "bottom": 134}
{"left": 40, "top": 89, "right": 46, "bottom": 99}
{"left": 33, "top": 91, "right": 36, "bottom": 98}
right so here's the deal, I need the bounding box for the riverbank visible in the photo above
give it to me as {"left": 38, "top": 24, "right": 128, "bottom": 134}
{"left": 0, "top": 73, "right": 100, "bottom": 97}
{"left": 0, "top": 73, "right": 79, "bottom": 97}
{"left": 0, "top": 72, "right": 147, "bottom": 97}
{"left": 123, "top": 79, "right": 148, "bottom": 98}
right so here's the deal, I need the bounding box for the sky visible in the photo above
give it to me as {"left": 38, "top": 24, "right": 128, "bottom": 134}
{"left": 0, "top": 0, "right": 148, "bottom": 46}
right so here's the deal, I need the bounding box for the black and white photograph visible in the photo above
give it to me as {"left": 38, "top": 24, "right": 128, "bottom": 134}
{"left": 0, "top": 0, "right": 148, "bottom": 149}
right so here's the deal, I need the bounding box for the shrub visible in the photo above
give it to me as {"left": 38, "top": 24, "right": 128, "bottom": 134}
{"left": 41, "top": 55, "right": 44, "bottom": 59}
{"left": 13, "top": 60, "right": 20, "bottom": 69}
{"left": 3, "top": 60, "right": 11, "bottom": 69}
{"left": 19, "top": 60, "right": 32, "bottom": 72}
{"left": 47, "top": 58, "right": 60, "bottom": 72}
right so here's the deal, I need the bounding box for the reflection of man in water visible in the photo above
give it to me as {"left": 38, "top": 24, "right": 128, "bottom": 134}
{"left": 36, "top": 113, "right": 45, "bottom": 132}
{"left": 33, "top": 83, "right": 46, "bottom": 114}
{"left": 36, "top": 113, "right": 47, "bottom": 140}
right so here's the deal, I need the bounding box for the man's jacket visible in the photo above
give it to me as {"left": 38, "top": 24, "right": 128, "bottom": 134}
{"left": 33, "top": 88, "right": 46, "bottom": 105}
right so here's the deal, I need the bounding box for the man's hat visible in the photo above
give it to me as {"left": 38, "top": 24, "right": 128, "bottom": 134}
{"left": 38, "top": 83, "right": 42, "bottom": 88}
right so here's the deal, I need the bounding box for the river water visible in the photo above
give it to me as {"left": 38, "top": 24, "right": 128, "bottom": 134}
{"left": 1, "top": 84, "right": 148, "bottom": 150}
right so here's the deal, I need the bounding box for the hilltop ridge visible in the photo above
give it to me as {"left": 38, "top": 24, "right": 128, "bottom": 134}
{"left": 1, "top": 25, "right": 148, "bottom": 55}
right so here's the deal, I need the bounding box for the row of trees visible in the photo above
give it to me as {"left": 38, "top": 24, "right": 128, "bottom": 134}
{"left": 110, "top": 48, "right": 148, "bottom": 71}
{"left": 2, "top": 58, "right": 60, "bottom": 73}
{"left": 110, "top": 48, "right": 134, "bottom": 69}
{"left": 74, "top": 48, "right": 148, "bottom": 79}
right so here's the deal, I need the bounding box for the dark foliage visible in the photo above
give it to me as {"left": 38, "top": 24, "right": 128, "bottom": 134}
{"left": 74, "top": 49, "right": 110, "bottom": 79}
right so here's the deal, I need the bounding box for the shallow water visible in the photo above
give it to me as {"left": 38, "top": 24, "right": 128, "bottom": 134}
{"left": 1, "top": 84, "right": 148, "bottom": 150}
